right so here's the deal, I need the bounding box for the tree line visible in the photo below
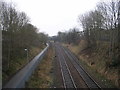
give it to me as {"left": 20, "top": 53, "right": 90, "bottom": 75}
{"left": 0, "top": 1, "right": 48, "bottom": 83}
{"left": 78, "top": 0, "right": 120, "bottom": 47}
{"left": 52, "top": 28, "right": 80, "bottom": 45}
{"left": 78, "top": 0, "right": 120, "bottom": 67}
{"left": 53, "top": 0, "right": 120, "bottom": 67}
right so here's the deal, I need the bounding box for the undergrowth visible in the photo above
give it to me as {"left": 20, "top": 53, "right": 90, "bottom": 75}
{"left": 25, "top": 46, "right": 54, "bottom": 88}
{"left": 3, "top": 45, "right": 45, "bottom": 85}
{"left": 63, "top": 40, "right": 120, "bottom": 88}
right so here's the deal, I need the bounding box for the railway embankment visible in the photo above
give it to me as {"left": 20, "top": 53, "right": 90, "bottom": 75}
{"left": 25, "top": 45, "right": 55, "bottom": 88}
{"left": 63, "top": 40, "right": 120, "bottom": 88}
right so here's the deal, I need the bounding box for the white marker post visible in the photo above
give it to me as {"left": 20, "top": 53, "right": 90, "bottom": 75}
{"left": 24, "top": 48, "right": 28, "bottom": 63}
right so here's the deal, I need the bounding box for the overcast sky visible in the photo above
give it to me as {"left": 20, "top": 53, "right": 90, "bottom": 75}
{"left": 5, "top": 0, "right": 100, "bottom": 36}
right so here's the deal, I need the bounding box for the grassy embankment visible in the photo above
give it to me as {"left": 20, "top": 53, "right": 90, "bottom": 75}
{"left": 25, "top": 46, "right": 55, "bottom": 88}
{"left": 63, "top": 40, "right": 120, "bottom": 88}
{"left": 3, "top": 45, "right": 45, "bottom": 85}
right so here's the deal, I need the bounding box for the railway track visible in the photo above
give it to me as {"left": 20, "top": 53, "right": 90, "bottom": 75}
{"left": 55, "top": 44, "right": 76, "bottom": 88}
{"left": 55, "top": 43, "right": 102, "bottom": 89}
{"left": 62, "top": 46, "right": 101, "bottom": 89}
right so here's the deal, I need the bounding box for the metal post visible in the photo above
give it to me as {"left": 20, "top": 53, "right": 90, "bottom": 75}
{"left": 27, "top": 50, "right": 28, "bottom": 62}
{"left": 24, "top": 48, "right": 28, "bottom": 63}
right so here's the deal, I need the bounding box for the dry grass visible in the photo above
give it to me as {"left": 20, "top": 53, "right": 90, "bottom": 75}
{"left": 26, "top": 47, "right": 55, "bottom": 88}
{"left": 3, "top": 45, "right": 46, "bottom": 85}
{"left": 63, "top": 41, "right": 119, "bottom": 88}
{"left": 63, "top": 43, "right": 80, "bottom": 54}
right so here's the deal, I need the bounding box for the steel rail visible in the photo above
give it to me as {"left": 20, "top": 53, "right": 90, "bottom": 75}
{"left": 61, "top": 51, "right": 77, "bottom": 88}
{"left": 55, "top": 45, "right": 66, "bottom": 88}
{"left": 61, "top": 46, "right": 89, "bottom": 88}
{"left": 61, "top": 45, "right": 101, "bottom": 89}
{"left": 56, "top": 44, "right": 76, "bottom": 88}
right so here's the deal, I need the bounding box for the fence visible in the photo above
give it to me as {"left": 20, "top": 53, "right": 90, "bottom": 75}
{"left": 3, "top": 44, "right": 49, "bottom": 88}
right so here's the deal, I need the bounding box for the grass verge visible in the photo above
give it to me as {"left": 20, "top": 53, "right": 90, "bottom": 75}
{"left": 63, "top": 41, "right": 119, "bottom": 88}
{"left": 3, "top": 45, "right": 45, "bottom": 86}
{"left": 25, "top": 46, "right": 55, "bottom": 88}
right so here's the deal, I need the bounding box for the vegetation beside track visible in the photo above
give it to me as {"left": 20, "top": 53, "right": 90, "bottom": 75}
{"left": 3, "top": 45, "right": 46, "bottom": 85}
{"left": 25, "top": 46, "right": 55, "bottom": 88}
{"left": 1, "top": 1, "right": 48, "bottom": 85}
{"left": 63, "top": 40, "right": 120, "bottom": 88}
